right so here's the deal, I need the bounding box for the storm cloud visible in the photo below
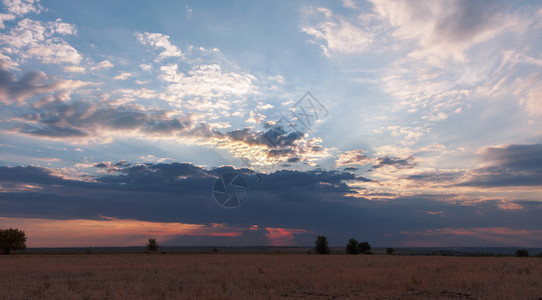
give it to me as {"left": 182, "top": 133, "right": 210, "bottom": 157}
{"left": 1, "top": 162, "right": 541, "bottom": 246}
{"left": 459, "top": 144, "right": 542, "bottom": 187}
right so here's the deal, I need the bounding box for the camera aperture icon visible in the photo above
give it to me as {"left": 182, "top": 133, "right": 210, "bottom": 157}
{"left": 212, "top": 172, "right": 249, "bottom": 208}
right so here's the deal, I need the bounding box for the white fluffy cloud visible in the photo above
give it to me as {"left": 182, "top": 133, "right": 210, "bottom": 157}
{"left": 136, "top": 32, "right": 183, "bottom": 61}
{"left": 0, "top": 15, "right": 81, "bottom": 65}
{"left": 91, "top": 60, "right": 113, "bottom": 70}
{"left": 2, "top": 0, "right": 42, "bottom": 16}
{"left": 63, "top": 65, "right": 85, "bottom": 73}
{"left": 158, "top": 63, "right": 257, "bottom": 103}
{"left": 113, "top": 72, "right": 132, "bottom": 80}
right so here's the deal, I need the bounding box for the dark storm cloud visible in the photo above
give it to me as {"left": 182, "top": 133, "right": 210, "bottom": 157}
{"left": 458, "top": 144, "right": 542, "bottom": 187}
{"left": 0, "top": 163, "right": 371, "bottom": 229}
{"left": 2, "top": 162, "right": 541, "bottom": 246}
{"left": 0, "top": 165, "right": 65, "bottom": 184}
{"left": 372, "top": 156, "right": 416, "bottom": 169}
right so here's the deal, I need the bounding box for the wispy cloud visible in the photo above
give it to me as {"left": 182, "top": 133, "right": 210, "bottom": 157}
{"left": 136, "top": 32, "right": 183, "bottom": 61}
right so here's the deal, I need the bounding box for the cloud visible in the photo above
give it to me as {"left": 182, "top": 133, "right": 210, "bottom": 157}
{"left": 0, "top": 13, "right": 15, "bottom": 29}
{"left": 0, "top": 17, "right": 81, "bottom": 65}
{"left": 369, "top": 0, "right": 510, "bottom": 61}
{"left": 246, "top": 111, "right": 265, "bottom": 124}
{"left": 15, "top": 97, "right": 195, "bottom": 138}
{"left": 301, "top": 1, "right": 537, "bottom": 129}
{"left": 0, "top": 163, "right": 369, "bottom": 227}
{"left": 2, "top": 0, "right": 43, "bottom": 16}
{"left": 140, "top": 63, "right": 151, "bottom": 71}
{"left": 0, "top": 216, "right": 251, "bottom": 247}
{"left": 0, "top": 69, "right": 91, "bottom": 104}
{"left": 63, "top": 65, "right": 85, "bottom": 73}
{"left": 405, "top": 170, "right": 465, "bottom": 184}
{"left": 158, "top": 63, "right": 257, "bottom": 103}
{"left": 1, "top": 163, "right": 541, "bottom": 246}
{"left": 342, "top": 0, "right": 357, "bottom": 10}
{"left": 372, "top": 155, "right": 416, "bottom": 169}
{"left": 136, "top": 32, "right": 183, "bottom": 61}
{"left": 90, "top": 60, "right": 113, "bottom": 70}
{"left": 302, "top": 8, "right": 372, "bottom": 56}
{"left": 0, "top": 165, "right": 66, "bottom": 184}
{"left": 265, "top": 227, "right": 308, "bottom": 246}
{"left": 303, "top": 0, "right": 512, "bottom": 60}
{"left": 514, "top": 74, "right": 542, "bottom": 116}
{"left": 2, "top": 65, "right": 324, "bottom": 166}
{"left": 212, "top": 121, "right": 333, "bottom": 168}
{"left": 113, "top": 72, "right": 132, "bottom": 80}
{"left": 336, "top": 149, "right": 370, "bottom": 166}
{"left": 459, "top": 144, "right": 542, "bottom": 187}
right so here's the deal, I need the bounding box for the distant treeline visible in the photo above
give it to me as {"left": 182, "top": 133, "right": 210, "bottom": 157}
{"left": 16, "top": 246, "right": 542, "bottom": 257}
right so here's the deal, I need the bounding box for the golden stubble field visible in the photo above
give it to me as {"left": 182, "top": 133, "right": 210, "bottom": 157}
{"left": 0, "top": 253, "right": 541, "bottom": 299}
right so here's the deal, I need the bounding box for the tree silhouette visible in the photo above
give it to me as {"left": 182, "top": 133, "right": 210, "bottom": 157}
{"left": 147, "top": 238, "right": 159, "bottom": 251}
{"left": 358, "top": 241, "right": 372, "bottom": 254}
{"left": 0, "top": 228, "right": 27, "bottom": 255}
{"left": 345, "top": 238, "right": 360, "bottom": 254}
{"left": 386, "top": 248, "right": 394, "bottom": 255}
{"left": 314, "top": 235, "right": 330, "bottom": 254}
{"left": 515, "top": 249, "right": 529, "bottom": 257}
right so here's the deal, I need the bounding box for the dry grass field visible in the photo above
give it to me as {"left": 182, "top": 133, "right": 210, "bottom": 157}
{"left": 0, "top": 253, "right": 541, "bottom": 299}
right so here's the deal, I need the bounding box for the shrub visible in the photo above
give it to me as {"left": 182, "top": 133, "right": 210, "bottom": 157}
{"left": 345, "top": 238, "right": 360, "bottom": 254}
{"left": 314, "top": 235, "right": 330, "bottom": 254}
{"left": 0, "top": 228, "right": 27, "bottom": 255}
{"left": 386, "top": 248, "right": 394, "bottom": 255}
{"left": 146, "top": 238, "right": 159, "bottom": 252}
{"left": 515, "top": 249, "right": 529, "bottom": 257}
{"left": 358, "top": 241, "right": 372, "bottom": 254}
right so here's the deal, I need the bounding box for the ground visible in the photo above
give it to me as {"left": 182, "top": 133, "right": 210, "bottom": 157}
{"left": 0, "top": 253, "right": 540, "bottom": 299}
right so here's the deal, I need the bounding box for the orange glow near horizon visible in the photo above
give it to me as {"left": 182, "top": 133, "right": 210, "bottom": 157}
{"left": 0, "top": 216, "right": 243, "bottom": 247}
{"left": 265, "top": 227, "right": 308, "bottom": 246}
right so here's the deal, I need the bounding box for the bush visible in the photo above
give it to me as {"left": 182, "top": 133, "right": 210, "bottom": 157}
{"left": 0, "top": 228, "right": 27, "bottom": 255}
{"left": 358, "top": 241, "right": 372, "bottom": 254}
{"left": 515, "top": 249, "right": 529, "bottom": 257}
{"left": 386, "top": 248, "right": 394, "bottom": 255}
{"left": 314, "top": 235, "right": 330, "bottom": 254}
{"left": 345, "top": 238, "right": 360, "bottom": 254}
{"left": 147, "top": 238, "right": 159, "bottom": 251}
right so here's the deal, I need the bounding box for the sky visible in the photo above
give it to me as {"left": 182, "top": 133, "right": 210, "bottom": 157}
{"left": 1, "top": 0, "right": 542, "bottom": 248}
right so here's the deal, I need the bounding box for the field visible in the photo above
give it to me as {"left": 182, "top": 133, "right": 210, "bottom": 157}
{"left": 1, "top": 253, "right": 541, "bottom": 299}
